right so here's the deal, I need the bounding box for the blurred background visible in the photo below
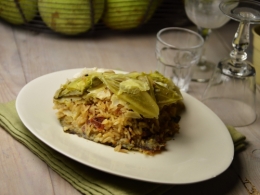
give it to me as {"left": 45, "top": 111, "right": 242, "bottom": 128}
{"left": 0, "top": 0, "right": 191, "bottom": 36}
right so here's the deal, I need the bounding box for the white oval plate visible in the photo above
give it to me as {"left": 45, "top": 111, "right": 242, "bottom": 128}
{"left": 16, "top": 68, "right": 234, "bottom": 184}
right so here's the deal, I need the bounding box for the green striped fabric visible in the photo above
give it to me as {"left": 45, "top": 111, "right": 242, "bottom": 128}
{"left": 0, "top": 101, "right": 173, "bottom": 195}
{"left": 226, "top": 125, "right": 246, "bottom": 152}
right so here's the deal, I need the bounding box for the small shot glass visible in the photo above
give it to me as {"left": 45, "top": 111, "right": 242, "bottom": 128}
{"left": 156, "top": 27, "right": 204, "bottom": 92}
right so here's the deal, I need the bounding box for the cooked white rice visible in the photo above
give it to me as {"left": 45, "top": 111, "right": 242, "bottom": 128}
{"left": 53, "top": 87, "right": 184, "bottom": 155}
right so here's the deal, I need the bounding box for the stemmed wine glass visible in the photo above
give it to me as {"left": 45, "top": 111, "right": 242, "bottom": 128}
{"left": 202, "top": 0, "right": 260, "bottom": 127}
{"left": 184, "top": 0, "right": 230, "bottom": 82}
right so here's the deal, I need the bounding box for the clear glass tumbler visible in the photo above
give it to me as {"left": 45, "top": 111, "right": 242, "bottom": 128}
{"left": 156, "top": 27, "right": 204, "bottom": 92}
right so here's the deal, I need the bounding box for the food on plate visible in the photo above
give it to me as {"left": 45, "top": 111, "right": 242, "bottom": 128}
{"left": 38, "top": 0, "right": 104, "bottom": 35}
{"left": 0, "top": 0, "right": 37, "bottom": 24}
{"left": 103, "top": 0, "right": 161, "bottom": 30}
{"left": 53, "top": 68, "right": 185, "bottom": 154}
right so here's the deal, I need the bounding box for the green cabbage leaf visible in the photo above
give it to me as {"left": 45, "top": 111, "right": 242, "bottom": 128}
{"left": 54, "top": 70, "right": 183, "bottom": 118}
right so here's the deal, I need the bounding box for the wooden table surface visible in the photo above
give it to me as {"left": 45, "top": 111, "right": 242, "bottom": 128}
{"left": 0, "top": 20, "right": 259, "bottom": 195}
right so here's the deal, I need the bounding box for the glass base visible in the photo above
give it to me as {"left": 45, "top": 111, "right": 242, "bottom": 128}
{"left": 220, "top": 0, "right": 260, "bottom": 24}
{"left": 202, "top": 98, "right": 256, "bottom": 127}
{"left": 192, "top": 60, "right": 215, "bottom": 82}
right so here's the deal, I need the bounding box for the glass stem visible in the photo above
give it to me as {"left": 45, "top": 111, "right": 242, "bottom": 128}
{"left": 230, "top": 21, "right": 250, "bottom": 68}
{"left": 197, "top": 27, "right": 212, "bottom": 41}
{"left": 197, "top": 27, "right": 212, "bottom": 65}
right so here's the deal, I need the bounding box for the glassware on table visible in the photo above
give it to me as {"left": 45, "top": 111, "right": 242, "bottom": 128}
{"left": 184, "top": 0, "right": 230, "bottom": 82}
{"left": 202, "top": 0, "right": 259, "bottom": 127}
{"left": 156, "top": 27, "right": 204, "bottom": 92}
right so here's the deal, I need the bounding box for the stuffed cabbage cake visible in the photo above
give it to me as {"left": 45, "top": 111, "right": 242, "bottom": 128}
{"left": 53, "top": 68, "right": 185, "bottom": 154}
